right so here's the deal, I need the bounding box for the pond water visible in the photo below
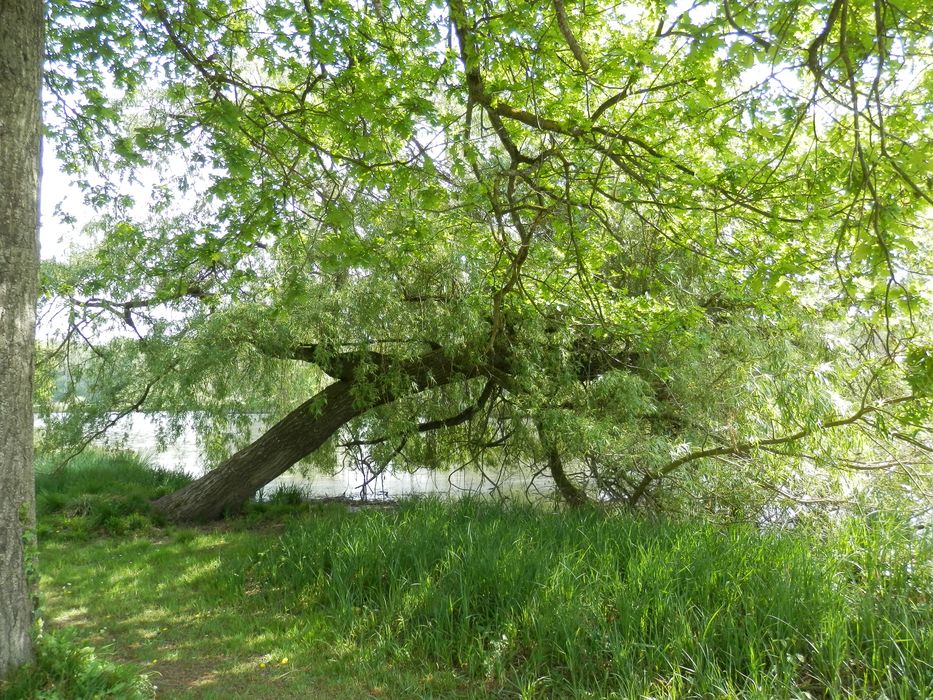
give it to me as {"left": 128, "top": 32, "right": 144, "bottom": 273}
{"left": 95, "top": 413, "right": 554, "bottom": 501}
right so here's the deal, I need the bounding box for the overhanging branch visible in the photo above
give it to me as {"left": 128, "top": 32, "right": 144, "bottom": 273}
{"left": 342, "top": 377, "right": 499, "bottom": 448}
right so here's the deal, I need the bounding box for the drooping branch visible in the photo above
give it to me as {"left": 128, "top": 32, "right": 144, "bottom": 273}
{"left": 416, "top": 378, "right": 498, "bottom": 432}
{"left": 341, "top": 377, "right": 498, "bottom": 447}
{"left": 51, "top": 364, "right": 177, "bottom": 473}
{"left": 546, "top": 445, "right": 589, "bottom": 506}
{"left": 628, "top": 395, "right": 919, "bottom": 506}
{"left": 893, "top": 431, "right": 933, "bottom": 455}
{"left": 70, "top": 283, "right": 212, "bottom": 335}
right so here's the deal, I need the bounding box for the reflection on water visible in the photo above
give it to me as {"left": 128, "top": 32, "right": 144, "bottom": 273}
{"left": 98, "top": 413, "right": 553, "bottom": 501}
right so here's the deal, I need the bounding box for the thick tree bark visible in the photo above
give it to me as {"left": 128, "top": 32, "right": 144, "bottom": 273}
{"left": 0, "top": 0, "right": 42, "bottom": 678}
{"left": 153, "top": 348, "right": 490, "bottom": 522}
{"left": 153, "top": 380, "right": 368, "bottom": 521}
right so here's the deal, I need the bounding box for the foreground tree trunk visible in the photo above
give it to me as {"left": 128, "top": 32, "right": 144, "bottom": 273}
{"left": 153, "top": 349, "right": 490, "bottom": 522}
{"left": 0, "top": 0, "right": 42, "bottom": 678}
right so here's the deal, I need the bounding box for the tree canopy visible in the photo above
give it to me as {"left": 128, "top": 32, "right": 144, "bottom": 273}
{"left": 40, "top": 0, "right": 933, "bottom": 520}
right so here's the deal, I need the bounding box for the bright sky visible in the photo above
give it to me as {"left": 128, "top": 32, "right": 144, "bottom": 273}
{"left": 40, "top": 141, "right": 91, "bottom": 261}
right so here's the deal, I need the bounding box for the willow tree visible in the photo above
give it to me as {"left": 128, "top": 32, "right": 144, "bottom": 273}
{"left": 41, "top": 0, "right": 933, "bottom": 521}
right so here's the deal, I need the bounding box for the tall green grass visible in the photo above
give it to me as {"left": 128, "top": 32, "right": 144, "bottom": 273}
{"left": 29, "top": 453, "right": 933, "bottom": 697}
{"left": 35, "top": 450, "right": 191, "bottom": 536}
{"left": 246, "top": 499, "right": 933, "bottom": 698}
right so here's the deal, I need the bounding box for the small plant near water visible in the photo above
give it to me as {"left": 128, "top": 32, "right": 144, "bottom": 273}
{"left": 34, "top": 450, "right": 191, "bottom": 537}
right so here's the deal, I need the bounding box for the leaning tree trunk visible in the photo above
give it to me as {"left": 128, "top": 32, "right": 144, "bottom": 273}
{"left": 0, "top": 0, "right": 42, "bottom": 678}
{"left": 153, "top": 349, "right": 488, "bottom": 522}
{"left": 153, "top": 380, "right": 370, "bottom": 521}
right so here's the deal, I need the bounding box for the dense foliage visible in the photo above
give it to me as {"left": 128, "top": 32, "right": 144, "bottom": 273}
{"left": 39, "top": 0, "right": 933, "bottom": 517}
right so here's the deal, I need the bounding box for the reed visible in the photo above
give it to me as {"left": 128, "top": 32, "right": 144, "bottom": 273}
{"left": 247, "top": 498, "right": 932, "bottom": 698}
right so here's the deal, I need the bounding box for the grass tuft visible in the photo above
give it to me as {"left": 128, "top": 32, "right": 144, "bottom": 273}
{"left": 0, "top": 626, "right": 154, "bottom": 699}
{"left": 35, "top": 449, "right": 191, "bottom": 538}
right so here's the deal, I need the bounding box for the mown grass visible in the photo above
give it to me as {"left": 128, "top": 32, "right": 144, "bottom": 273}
{"left": 9, "top": 451, "right": 932, "bottom": 698}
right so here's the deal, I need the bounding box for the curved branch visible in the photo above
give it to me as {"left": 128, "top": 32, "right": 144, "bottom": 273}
{"left": 448, "top": 0, "right": 529, "bottom": 164}
{"left": 417, "top": 378, "right": 498, "bottom": 432}
{"left": 248, "top": 338, "right": 411, "bottom": 382}
{"left": 552, "top": 0, "right": 589, "bottom": 71}
{"left": 536, "top": 421, "right": 589, "bottom": 506}
{"left": 342, "top": 377, "right": 499, "bottom": 448}
{"left": 723, "top": 0, "right": 772, "bottom": 51}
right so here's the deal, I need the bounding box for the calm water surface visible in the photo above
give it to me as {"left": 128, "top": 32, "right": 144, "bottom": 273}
{"left": 100, "top": 413, "right": 553, "bottom": 501}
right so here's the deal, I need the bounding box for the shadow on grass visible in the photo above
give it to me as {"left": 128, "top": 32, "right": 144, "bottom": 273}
{"left": 40, "top": 530, "right": 469, "bottom": 700}
{"left": 36, "top": 488, "right": 932, "bottom": 699}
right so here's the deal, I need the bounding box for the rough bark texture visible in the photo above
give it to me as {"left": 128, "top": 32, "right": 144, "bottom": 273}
{"left": 0, "top": 0, "right": 42, "bottom": 678}
{"left": 153, "top": 349, "right": 490, "bottom": 522}
{"left": 152, "top": 380, "right": 368, "bottom": 521}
